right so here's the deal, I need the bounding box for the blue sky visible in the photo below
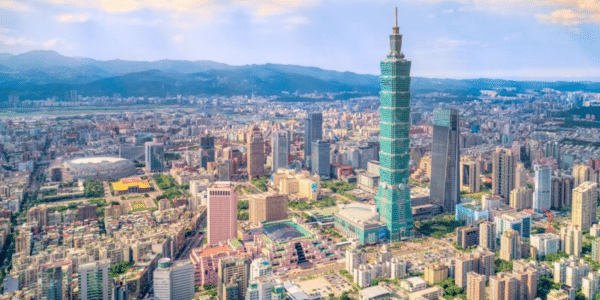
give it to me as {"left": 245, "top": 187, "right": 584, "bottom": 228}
{"left": 0, "top": 0, "right": 599, "bottom": 80}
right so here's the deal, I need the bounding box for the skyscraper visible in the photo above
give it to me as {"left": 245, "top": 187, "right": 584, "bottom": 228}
{"left": 311, "top": 140, "right": 330, "bottom": 178}
{"left": 207, "top": 182, "right": 237, "bottom": 245}
{"left": 500, "top": 229, "right": 522, "bottom": 261}
{"left": 533, "top": 164, "right": 552, "bottom": 213}
{"left": 272, "top": 130, "right": 290, "bottom": 172}
{"left": 218, "top": 257, "right": 250, "bottom": 300}
{"left": 375, "top": 8, "right": 414, "bottom": 241}
{"left": 430, "top": 108, "right": 460, "bottom": 213}
{"left": 145, "top": 142, "right": 165, "bottom": 172}
{"left": 78, "top": 260, "right": 110, "bottom": 300}
{"left": 572, "top": 182, "right": 599, "bottom": 230}
{"left": 492, "top": 147, "right": 516, "bottom": 203}
{"left": 153, "top": 258, "right": 195, "bottom": 300}
{"left": 304, "top": 113, "right": 323, "bottom": 166}
{"left": 247, "top": 126, "right": 265, "bottom": 179}
{"left": 460, "top": 158, "right": 481, "bottom": 193}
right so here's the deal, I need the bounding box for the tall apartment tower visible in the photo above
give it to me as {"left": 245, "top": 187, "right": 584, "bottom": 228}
{"left": 466, "top": 272, "right": 486, "bottom": 300}
{"left": 500, "top": 229, "right": 522, "bottom": 261}
{"left": 479, "top": 221, "right": 497, "bottom": 251}
{"left": 572, "top": 182, "right": 599, "bottom": 230}
{"left": 515, "top": 162, "right": 527, "bottom": 189}
{"left": 145, "top": 142, "right": 165, "bottom": 172}
{"left": 207, "top": 182, "right": 237, "bottom": 245}
{"left": 533, "top": 164, "right": 552, "bottom": 213}
{"left": 247, "top": 126, "right": 265, "bottom": 179}
{"left": 78, "top": 260, "right": 110, "bottom": 300}
{"left": 311, "top": 140, "right": 331, "bottom": 178}
{"left": 272, "top": 130, "right": 290, "bottom": 172}
{"left": 218, "top": 257, "right": 250, "bottom": 300}
{"left": 375, "top": 9, "right": 414, "bottom": 241}
{"left": 560, "top": 224, "right": 583, "bottom": 257}
{"left": 510, "top": 186, "right": 533, "bottom": 211}
{"left": 304, "top": 113, "right": 323, "bottom": 165}
{"left": 489, "top": 273, "right": 517, "bottom": 300}
{"left": 552, "top": 175, "right": 574, "bottom": 209}
{"left": 153, "top": 258, "right": 195, "bottom": 300}
{"left": 460, "top": 158, "right": 481, "bottom": 193}
{"left": 430, "top": 108, "right": 460, "bottom": 213}
{"left": 573, "top": 164, "right": 595, "bottom": 187}
{"left": 492, "top": 147, "right": 516, "bottom": 203}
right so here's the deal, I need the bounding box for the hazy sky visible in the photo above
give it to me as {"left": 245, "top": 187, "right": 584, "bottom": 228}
{"left": 1, "top": 0, "right": 599, "bottom": 80}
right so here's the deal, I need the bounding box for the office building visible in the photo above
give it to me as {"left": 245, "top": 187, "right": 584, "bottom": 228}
{"left": 500, "top": 229, "right": 522, "bottom": 261}
{"left": 304, "top": 113, "right": 323, "bottom": 165}
{"left": 466, "top": 272, "right": 486, "bottom": 300}
{"left": 492, "top": 148, "right": 516, "bottom": 203}
{"left": 456, "top": 225, "right": 479, "bottom": 250}
{"left": 249, "top": 192, "right": 287, "bottom": 226}
{"left": 375, "top": 11, "right": 414, "bottom": 241}
{"left": 272, "top": 130, "right": 290, "bottom": 172}
{"left": 560, "top": 224, "right": 583, "bottom": 257}
{"left": 38, "top": 261, "right": 73, "bottom": 300}
{"left": 311, "top": 140, "right": 330, "bottom": 178}
{"left": 247, "top": 126, "right": 265, "bottom": 179}
{"left": 495, "top": 212, "right": 531, "bottom": 239}
{"left": 78, "top": 260, "right": 110, "bottom": 300}
{"left": 509, "top": 187, "right": 533, "bottom": 211}
{"left": 480, "top": 221, "right": 497, "bottom": 251}
{"left": 533, "top": 164, "right": 552, "bottom": 213}
{"left": 460, "top": 158, "right": 481, "bottom": 193}
{"left": 530, "top": 233, "right": 560, "bottom": 257}
{"left": 430, "top": 108, "right": 460, "bottom": 213}
{"left": 572, "top": 181, "right": 599, "bottom": 230}
{"left": 145, "top": 142, "right": 165, "bottom": 172}
{"left": 153, "top": 258, "right": 194, "bottom": 300}
{"left": 456, "top": 203, "right": 489, "bottom": 226}
{"left": 207, "top": 182, "right": 237, "bottom": 245}
{"left": 218, "top": 257, "right": 250, "bottom": 300}
{"left": 246, "top": 277, "right": 282, "bottom": 300}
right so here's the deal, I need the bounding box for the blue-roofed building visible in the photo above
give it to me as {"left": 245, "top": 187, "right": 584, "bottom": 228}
{"left": 494, "top": 212, "right": 532, "bottom": 239}
{"left": 455, "top": 201, "right": 489, "bottom": 226}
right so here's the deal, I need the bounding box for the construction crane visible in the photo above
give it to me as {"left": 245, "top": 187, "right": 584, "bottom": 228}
{"left": 543, "top": 207, "right": 555, "bottom": 233}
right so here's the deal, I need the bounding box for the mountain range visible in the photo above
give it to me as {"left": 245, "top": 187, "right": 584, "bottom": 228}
{"left": 1, "top": 50, "right": 600, "bottom": 102}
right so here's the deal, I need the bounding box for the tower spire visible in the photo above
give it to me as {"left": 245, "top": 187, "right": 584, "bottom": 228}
{"left": 395, "top": 7, "right": 398, "bottom": 28}
{"left": 390, "top": 7, "right": 402, "bottom": 56}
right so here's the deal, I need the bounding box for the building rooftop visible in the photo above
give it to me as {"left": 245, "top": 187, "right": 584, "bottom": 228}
{"left": 196, "top": 245, "right": 231, "bottom": 257}
{"left": 359, "top": 285, "right": 391, "bottom": 299}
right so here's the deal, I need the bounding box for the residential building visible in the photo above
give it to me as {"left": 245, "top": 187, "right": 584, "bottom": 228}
{"left": 572, "top": 181, "right": 598, "bottom": 230}
{"left": 218, "top": 257, "right": 250, "bottom": 300}
{"left": 456, "top": 225, "right": 479, "bottom": 250}
{"left": 466, "top": 272, "right": 486, "bottom": 300}
{"left": 530, "top": 233, "right": 560, "bottom": 257}
{"left": 455, "top": 249, "right": 495, "bottom": 288}
{"left": 492, "top": 148, "right": 516, "bottom": 203}
{"left": 500, "top": 230, "right": 521, "bottom": 261}
{"left": 495, "top": 212, "right": 531, "bottom": 239}
{"left": 460, "top": 158, "right": 481, "bottom": 193}
{"left": 479, "top": 221, "right": 497, "bottom": 251}
{"left": 560, "top": 224, "right": 583, "bottom": 257}
{"left": 247, "top": 126, "right": 265, "bottom": 179}
{"left": 509, "top": 187, "right": 533, "bottom": 211}
{"left": 424, "top": 263, "right": 448, "bottom": 285}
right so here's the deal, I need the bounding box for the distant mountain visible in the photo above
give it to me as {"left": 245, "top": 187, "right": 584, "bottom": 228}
{"left": 1, "top": 50, "right": 599, "bottom": 102}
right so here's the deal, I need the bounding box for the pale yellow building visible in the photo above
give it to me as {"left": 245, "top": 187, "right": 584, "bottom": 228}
{"left": 466, "top": 272, "right": 486, "bottom": 300}
{"left": 509, "top": 186, "right": 533, "bottom": 210}
{"left": 572, "top": 181, "right": 598, "bottom": 230}
{"left": 460, "top": 158, "right": 481, "bottom": 193}
{"left": 500, "top": 229, "right": 521, "bottom": 261}
{"left": 424, "top": 263, "right": 448, "bottom": 285}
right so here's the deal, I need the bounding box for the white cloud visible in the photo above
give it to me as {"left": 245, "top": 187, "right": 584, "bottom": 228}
{"left": 56, "top": 13, "right": 90, "bottom": 23}
{"left": 0, "top": 34, "right": 37, "bottom": 47}
{"left": 536, "top": 9, "right": 586, "bottom": 26}
{"left": 172, "top": 34, "right": 184, "bottom": 43}
{"left": 0, "top": 0, "right": 30, "bottom": 11}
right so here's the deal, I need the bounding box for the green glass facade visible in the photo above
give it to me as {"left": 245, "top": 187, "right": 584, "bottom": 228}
{"left": 376, "top": 12, "right": 414, "bottom": 241}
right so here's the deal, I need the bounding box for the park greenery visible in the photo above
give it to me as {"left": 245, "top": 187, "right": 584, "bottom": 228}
{"left": 542, "top": 251, "right": 569, "bottom": 263}
{"left": 156, "top": 187, "right": 183, "bottom": 200}
{"left": 321, "top": 180, "right": 356, "bottom": 193}
{"left": 494, "top": 258, "right": 513, "bottom": 273}
{"left": 251, "top": 177, "right": 269, "bottom": 192}
{"left": 109, "top": 261, "right": 134, "bottom": 278}
{"left": 153, "top": 174, "right": 177, "bottom": 190}
{"left": 537, "top": 276, "right": 561, "bottom": 300}
{"left": 83, "top": 180, "right": 104, "bottom": 198}
{"left": 435, "top": 277, "right": 466, "bottom": 300}
{"left": 417, "top": 215, "right": 464, "bottom": 238}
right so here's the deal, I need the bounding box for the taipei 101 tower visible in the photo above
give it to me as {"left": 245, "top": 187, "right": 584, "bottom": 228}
{"left": 375, "top": 8, "right": 413, "bottom": 241}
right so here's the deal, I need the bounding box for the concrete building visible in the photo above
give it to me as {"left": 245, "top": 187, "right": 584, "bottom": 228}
{"left": 456, "top": 225, "right": 479, "bottom": 250}
{"left": 560, "top": 224, "right": 583, "bottom": 257}
{"left": 466, "top": 272, "right": 486, "bottom": 300}
{"left": 408, "top": 286, "right": 443, "bottom": 300}
{"left": 424, "top": 263, "right": 448, "bottom": 285}
{"left": 247, "top": 126, "right": 265, "bottom": 179}
{"left": 479, "top": 221, "right": 497, "bottom": 251}
{"left": 530, "top": 233, "right": 560, "bottom": 257}
{"left": 500, "top": 230, "right": 521, "bottom": 261}
{"left": 249, "top": 192, "right": 287, "bottom": 226}
{"left": 272, "top": 130, "right": 290, "bottom": 172}
{"left": 250, "top": 258, "right": 273, "bottom": 281}
{"left": 489, "top": 273, "right": 517, "bottom": 300}
{"left": 492, "top": 148, "right": 516, "bottom": 203}
{"left": 218, "top": 257, "right": 249, "bottom": 300}
{"left": 547, "top": 289, "right": 570, "bottom": 300}
{"left": 533, "top": 164, "right": 553, "bottom": 213}
{"left": 495, "top": 212, "right": 531, "bottom": 239}
{"left": 78, "top": 260, "right": 110, "bottom": 300}
{"left": 145, "top": 142, "right": 165, "bottom": 172}
{"left": 311, "top": 140, "right": 331, "bottom": 178}
{"left": 455, "top": 249, "right": 495, "bottom": 288}
{"left": 509, "top": 187, "right": 533, "bottom": 211}
{"left": 334, "top": 203, "right": 387, "bottom": 245}
{"left": 552, "top": 175, "right": 574, "bottom": 210}
{"left": 573, "top": 164, "right": 597, "bottom": 187}
{"left": 207, "top": 182, "right": 237, "bottom": 245}
{"left": 572, "top": 181, "right": 598, "bottom": 230}
{"left": 304, "top": 113, "right": 323, "bottom": 167}
{"left": 430, "top": 108, "right": 460, "bottom": 213}
{"left": 582, "top": 272, "right": 600, "bottom": 300}
{"left": 153, "top": 258, "right": 194, "bottom": 300}
{"left": 359, "top": 285, "right": 392, "bottom": 300}
{"left": 460, "top": 158, "right": 481, "bottom": 193}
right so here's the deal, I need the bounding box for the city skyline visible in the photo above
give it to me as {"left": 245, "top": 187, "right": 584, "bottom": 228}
{"left": 1, "top": 0, "right": 599, "bottom": 80}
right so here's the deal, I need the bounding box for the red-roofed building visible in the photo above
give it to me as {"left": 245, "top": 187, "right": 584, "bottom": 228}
{"left": 190, "top": 244, "right": 247, "bottom": 286}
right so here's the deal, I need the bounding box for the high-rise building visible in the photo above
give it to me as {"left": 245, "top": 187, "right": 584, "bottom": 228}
{"left": 246, "top": 277, "right": 282, "bottom": 300}
{"left": 489, "top": 272, "right": 517, "bottom": 300}
{"left": 424, "top": 263, "right": 448, "bottom": 285}
{"left": 572, "top": 181, "right": 599, "bottom": 230}
{"left": 249, "top": 192, "right": 287, "bottom": 226}
{"left": 492, "top": 148, "right": 516, "bottom": 203}
{"left": 592, "top": 239, "right": 600, "bottom": 263}
{"left": 560, "top": 224, "right": 582, "bottom": 257}
{"left": 456, "top": 225, "right": 479, "bottom": 250}
{"left": 78, "top": 260, "right": 110, "bottom": 300}
{"left": 311, "top": 140, "right": 330, "bottom": 178}
{"left": 218, "top": 257, "right": 250, "bottom": 300}
{"left": 573, "top": 165, "right": 596, "bottom": 187}
{"left": 510, "top": 186, "right": 533, "bottom": 211}
{"left": 145, "top": 142, "right": 165, "bottom": 172}
{"left": 479, "top": 221, "right": 497, "bottom": 251}
{"left": 304, "top": 113, "right": 323, "bottom": 165}
{"left": 153, "top": 258, "right": 195, "bottom": 300}
{"left": 200, "top": 136, "right": 216, "bottom": 169}
{"left": 38, "top": 261, "right": 73, "bottom": 300}
{"left": 247, "top": 126, "right": 265, "bottom": 179}
{"left": 455, "top": 249, "right": 495, "bottom": 288}
{"left": 207, "top": 182, "right": 237, "bottom": 245}
{"left": 250, "top": 258, "right": 273, "bottom": 281}
{"left": 533, "top": 164, "right": 552, "bottom": 213}
{"left": 466, "top": 272, "right": 486, "bottom": 300}
{"left": 460, "top": 158, "right": 481, "bottom": 193}
{"left": 375, "top": 9, "right": 414, "bottom": 241}
{"left": 514, "top": 162, "right": 527, "bottom": 189}
{"left": 551, "top": 175, "right": 574, "bottom": 209}
{"left": 430, "top": 108, "right": 460, "bottom": 213}
{"left": 272, "top": 130, "right": 290, "bottom": 172}
{"left": 500, "top": 229, "right": 522, "bottom": 261}
{"left": 530, "top": 233, "right": 560, "bottom": 257}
